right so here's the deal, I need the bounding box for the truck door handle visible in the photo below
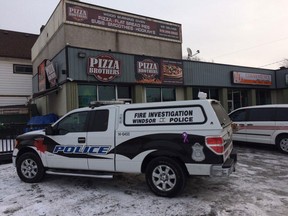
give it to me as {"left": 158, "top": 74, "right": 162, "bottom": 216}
{"left": 78, "top": 137, "right": 86, "bottom": 143}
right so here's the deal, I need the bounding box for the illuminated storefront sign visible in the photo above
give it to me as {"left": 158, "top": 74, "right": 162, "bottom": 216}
{"left": 232, "top": 71, "right": 272, "bottom": 86}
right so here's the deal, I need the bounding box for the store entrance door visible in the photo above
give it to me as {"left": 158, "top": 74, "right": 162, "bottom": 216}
{"left": 228, "top": 89, "right": 248, "bottom": 113}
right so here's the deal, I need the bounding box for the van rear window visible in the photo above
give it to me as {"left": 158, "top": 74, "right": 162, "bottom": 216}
{"left": 211, "top": 101, "right": 231, "bottom": 127}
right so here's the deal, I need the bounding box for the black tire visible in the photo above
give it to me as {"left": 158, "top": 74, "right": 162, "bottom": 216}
{"left": 276, "top": 135, "right": 288, "bottom": 154}
{"left": 16, "top": 152, "right": 45, "bottom": 183}
{"left": 145, "top": 157, "right": 187, "bottom": 197}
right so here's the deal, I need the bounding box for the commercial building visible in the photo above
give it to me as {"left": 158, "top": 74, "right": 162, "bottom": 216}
{"left": 32, "top": 0, "right": 288, "bottom": 116}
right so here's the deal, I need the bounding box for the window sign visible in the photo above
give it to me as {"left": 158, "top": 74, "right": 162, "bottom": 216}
{"left": 45, "top": 60, "right": 57, "bottom": 87}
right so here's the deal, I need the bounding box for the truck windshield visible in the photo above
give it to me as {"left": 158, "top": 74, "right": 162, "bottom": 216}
{"left": 211, "top": 101, "right": 231, "bottom": 127}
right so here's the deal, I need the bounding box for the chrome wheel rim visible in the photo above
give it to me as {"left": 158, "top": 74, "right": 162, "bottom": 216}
{"left": 21, "top": 159, "right": 38, "bottom": 179}
{"left": 152, "top": 165, "right": 176, "bottom": 192}
{"left": 280, "top": 138, "right": 288, "bottom": 153}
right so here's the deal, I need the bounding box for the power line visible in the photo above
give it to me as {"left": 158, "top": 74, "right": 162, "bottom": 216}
{"left": 212, "top": 37, "right": 288, "bottom": 59}
{"left": 259, "top": 59, "right": 288, "bottom": 68}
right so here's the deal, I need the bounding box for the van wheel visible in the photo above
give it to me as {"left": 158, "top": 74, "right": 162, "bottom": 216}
{"left": 145, "top": 157, "right": 186, "bottom": 197}
{"left": 276, "top": 135, "right": 288, "bottom": 154}
{"left": 16, "top": 152, "right": 45, "bottom": 183}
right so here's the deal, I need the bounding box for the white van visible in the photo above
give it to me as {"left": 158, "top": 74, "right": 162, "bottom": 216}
{"left": 229, "top": 104, "right": 288, "bottom": 153}
{"left": 13, "top": 98, "right": 236, "bottom": 197}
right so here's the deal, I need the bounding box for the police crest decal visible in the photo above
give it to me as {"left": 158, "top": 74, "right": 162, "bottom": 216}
{"left": 191, "top": 143, "right": 205, "bottom": 162}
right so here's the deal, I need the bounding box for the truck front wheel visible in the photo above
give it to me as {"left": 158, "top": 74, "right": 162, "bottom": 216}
{"left": 145, "top": 157, "right": 187, "bottom": 197}
{"left": 16, "top": 152, "right": 45, "bottom": 183}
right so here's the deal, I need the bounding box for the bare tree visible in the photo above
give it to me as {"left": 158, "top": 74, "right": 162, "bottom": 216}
{"left": 280, "top": 59, "right": 288, "bottom": 68}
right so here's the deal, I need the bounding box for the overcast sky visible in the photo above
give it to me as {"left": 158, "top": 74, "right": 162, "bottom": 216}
{"left": 1, "top": 0, "right": 288, "bottom": 69}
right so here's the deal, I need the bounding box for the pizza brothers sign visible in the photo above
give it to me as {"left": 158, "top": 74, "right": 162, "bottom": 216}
{"left": 87, "top": 54, "right": 183, "bottom": 84}
{"left": 87, "top": 54, "right": 121, "bottom": 82}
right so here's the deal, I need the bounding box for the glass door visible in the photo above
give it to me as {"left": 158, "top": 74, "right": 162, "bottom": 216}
{"left": 228, "top": 89, "right": 248, "bottom": 112}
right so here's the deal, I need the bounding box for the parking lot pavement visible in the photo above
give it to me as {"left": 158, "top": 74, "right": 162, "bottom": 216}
{"left": 0, "top": 144, "right": 287, "bottom": 216}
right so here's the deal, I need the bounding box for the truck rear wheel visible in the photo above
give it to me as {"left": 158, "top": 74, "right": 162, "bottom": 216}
{"left": 145, "top": 157, "right": 187, "bottom": 197}
{"left": 276, "top": 135, "right": 288, "bottom": 154}
{"left": 16, "top": 152, "right": 45, "bottom": 183}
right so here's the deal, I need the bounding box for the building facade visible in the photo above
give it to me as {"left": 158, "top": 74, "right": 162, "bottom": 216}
{"left": 0, "top": 29, "right": 38, "bottom": 106}
{"left": 32, "top": 0, "right": 288, "bottom": 116}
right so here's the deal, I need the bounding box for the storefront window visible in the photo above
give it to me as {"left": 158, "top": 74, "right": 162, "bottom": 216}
{"left": 193, "top": 88, "right": 219, "bottom": 100}
{"left": 78, "top": 85, "right": 97, "bottom": 108}
{"left": 256, "top": 90, "right": 271, "bottom": 105}
{"left": 162, "top": 88, "right": 176, "bottom": 101}
{"left": 98, "top": 85, "right": 116, "bottom": 101}
{"left": 78, "top": 85, "right": 132, "bottom": 107}
{"left": 146, "top": 87, "right": 175, "bottom": 102}
{"left": 118, "top": 86, "right": 131, "bottom": 99}
{"left": 146, "top": 87, "right": 161, "bottom": 102}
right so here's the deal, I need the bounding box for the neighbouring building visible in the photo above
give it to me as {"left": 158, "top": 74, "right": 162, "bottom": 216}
{"left": 0, "top": 29, "right": 39, "bottom": 123}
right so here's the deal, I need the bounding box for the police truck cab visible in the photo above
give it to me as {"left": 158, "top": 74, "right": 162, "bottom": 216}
{"left": 13, "top": 95, "right": 237, "bottom": 197}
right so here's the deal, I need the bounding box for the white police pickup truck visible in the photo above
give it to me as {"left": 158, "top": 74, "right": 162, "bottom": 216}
{"left": 13, "top": 97, "right": 236, "bottom": 197}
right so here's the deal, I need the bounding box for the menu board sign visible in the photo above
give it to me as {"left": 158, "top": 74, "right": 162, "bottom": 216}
{"left": 135, "top": 57, "right": 183, "bottom": 85}
{"left": 66, "top": 2, "right": 182, "bottom": 42}
{"left": 161, "top": 60, "right": 183, "bottom": 85}
{"left": 135, "top": 57, "right": 161, "bottom": 84}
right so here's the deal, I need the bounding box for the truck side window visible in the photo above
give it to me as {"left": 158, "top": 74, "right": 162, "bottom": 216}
{"left": 57, "top": 111, "right": 88, "bottom": 135}
{"left": 89, "top": 110, "right": 109, "bottom": 132}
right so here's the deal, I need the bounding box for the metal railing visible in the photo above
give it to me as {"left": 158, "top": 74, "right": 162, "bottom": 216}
{"left": 0, "top": 124, "right": 49, "bottom": 163}
{"left": 0, "top": 126, "right": 19, "bottom": 162}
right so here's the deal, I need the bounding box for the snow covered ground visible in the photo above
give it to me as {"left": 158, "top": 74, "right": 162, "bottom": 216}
{"left": 0, "top": 144, "right": 287, "bottom": 216}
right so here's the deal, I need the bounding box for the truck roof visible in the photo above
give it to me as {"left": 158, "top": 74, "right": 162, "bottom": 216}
{"left": 73, "top": 99, "right": 218, "bottom": 113}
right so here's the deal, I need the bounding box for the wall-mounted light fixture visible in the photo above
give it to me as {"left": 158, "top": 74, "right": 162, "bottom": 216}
{"left": 78, "top": 52, "right": 86, "bottom": 58}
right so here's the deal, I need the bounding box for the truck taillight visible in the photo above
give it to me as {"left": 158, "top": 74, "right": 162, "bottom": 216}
{"left": 206, "top": 136, "right": 224, "bottom": 154}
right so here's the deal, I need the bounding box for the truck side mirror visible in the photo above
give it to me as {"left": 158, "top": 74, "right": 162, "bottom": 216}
{"left": 45, "top": 125, "right": 54, "bottom": 135}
